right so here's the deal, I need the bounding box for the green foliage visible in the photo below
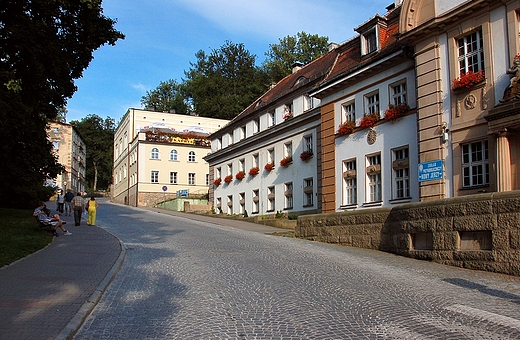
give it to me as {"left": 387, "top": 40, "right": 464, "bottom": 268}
{"left": 70, "top": 115, "right": 115, "bottom": 191}
{"left": 0, "top": 208, "right": 53, "bottom": 267}
{"left": 243, "top": 210, "right": 248, "bottom": 218}
{"left": 183, "top": 41, "right": 269, "bottom": 119}
{"left": 288, "top": 213, "right": 299, "bottom": 220}
{"left": 0, "top": 0, "right": 124, "bottom": 208}
{"left": 262, "top": 32, "right": 330, "bottom": 84}
{"left": 141, "top": 79, "right": 190, "bottom": 114}
{"left": 275, "top": 210, "right": 285, "bottom": 218}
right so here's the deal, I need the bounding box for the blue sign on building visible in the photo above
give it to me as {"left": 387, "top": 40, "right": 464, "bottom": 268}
{"left": 418, "top": 160, "right": 444, "bottom": 182}
{"left": 180, "top": 189, "right": 188, "bottom": 197}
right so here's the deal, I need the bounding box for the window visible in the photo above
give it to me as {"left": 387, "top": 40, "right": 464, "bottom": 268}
{"left": 342, "top": 160, "right": 357, "bottom": 206}
{"left": 216, "top": 197, "right": 222, "bottom": 213}
{"left": 362, "top": 28, "right": 378, "bottom": 55}
{"left": 188, "top": 151, "right": 196, "bottom": 162}
{"left": 253, "top": 118, "right": 260, "bottom": 134}
{"left": 227, "top": 195, "right": 233, "bottom": 215}
{"left": 151, "top": 170, "right": 159, "bottom": 183}
{"left": 227, "top": 163, "right": 233, "bottom": 176}
{"left": 342, "top": 101, "right": 356, "bottom": 123}
{"left": 170, "top": 172, "right": 178, "bottom": 184}
{"left": 267, "top": 186, "right": 275, "bottom": 211}
{"left": 269, "top": 112, "right": 276, "bottom": 127}
{"left": 216, "top": 137, "right": 222, "bottom": 150}
{"left": 151, "top": 148, "right": 159, "bottom": 159}
{"left": 267, "top": 148, "right": 274, "bottom": 164}
{"left": 284, "top": 142, "right": 293, "bottom": 157}
{"left": 252, "top": 153, "right": 259, "bottom": 168}
{"left": 304, "top": 95, "right": 314, "bottom": 111}
{"left": 392, "top": 147, "right": 410, "bottom": 199}
{"left": 205, "top": 174, "right": 209, "bottom": 186}
{"left": 458, "top": 29, "right": 484, "bottom": 74}
{"left": 239, "top": 158, "right": 245, "bottom": 172}
{"left": 284, "top": 182, "right": 293, "bottom": 209}
{"left": 228, "top": 132, "right": 234, "bottom": 145}
{"left": 169, "top": 149, "right": 178, "bottom": 161}
{"left": 240, "top": 126, "right": 246, "bottom": 140}
{"left": 216, "top": 167, "right": 221, "bottom": 179}
{"left": 53, "top": 127, "right": 59, "bottom": 133}
{"left": 304, "top": 135, "right": 313, "bottom": 153}
{"left": 462, "top": 140, "right": 489, "bottom": 187}
{"left": 252, "top": 189, "right": 259, "bottom": 214}
{"left": 390, "top": 81, "right": 407, "bottom": 105}
{"left": 188, "top": 173, "right": 196, "bottom": 185}
{"left": 303, "top": 178, "right": 314, "bottom": 206}
{"left": 53, "top": 141, "right": 59, "bottom": 150}
{"left": 365, "top": 92, "right": 379, "bottom": 115}
{"left": 239, "top": 192, "right": 245, "bottom": 214}
{"left": 366, "top": 154, "right": 382, "bottom": 202}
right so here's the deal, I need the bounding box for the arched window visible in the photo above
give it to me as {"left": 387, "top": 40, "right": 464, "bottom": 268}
{"left": 188, "top": 151, "right": 196, "bottom": 162}
{"left": 170, "top": 149, "right": 178, "bottom": 161}
{"left": 151, "top": 147, "right": 159, "bottom": 159}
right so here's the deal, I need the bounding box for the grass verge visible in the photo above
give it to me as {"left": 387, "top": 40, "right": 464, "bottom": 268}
{"left": 0, "top": 207, "right": 53, "bottom": 268}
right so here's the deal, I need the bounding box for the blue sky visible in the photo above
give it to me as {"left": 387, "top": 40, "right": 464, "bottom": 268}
{"left": 65, "top": 0, "right": 393, "bottom": 123}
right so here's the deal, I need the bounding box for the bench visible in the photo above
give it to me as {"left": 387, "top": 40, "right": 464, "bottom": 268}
{"left": 35, "top": 217, "right": 59, "bottom": 236}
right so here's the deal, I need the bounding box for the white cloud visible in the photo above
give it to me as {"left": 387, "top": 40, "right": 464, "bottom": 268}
{"left": 132, "top": 83, "right": 149, "bottom": 94}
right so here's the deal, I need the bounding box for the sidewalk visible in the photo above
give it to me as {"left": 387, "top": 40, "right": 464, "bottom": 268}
{"left": 0, "top": 211, "right": 124, "bottom": 340}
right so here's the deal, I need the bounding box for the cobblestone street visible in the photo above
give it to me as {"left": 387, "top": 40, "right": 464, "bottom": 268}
{"left": 74, "top": 202, "right": 520, "bottom": 339}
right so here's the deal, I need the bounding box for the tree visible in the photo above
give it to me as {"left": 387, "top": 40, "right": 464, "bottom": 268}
{"left": 183, "top": 41, "right": 269, "bottom": 119}
{"left": 70, "top": 115, "right": 115, "bottom": 192}
{"left": 262, "top": 32, "right": 330, "bottom": 84}
{"left": 0, "top": 0, "right": 124, "bottom": 207}
{"left": 141, "top": 79, "right": 190, "bottom": 114}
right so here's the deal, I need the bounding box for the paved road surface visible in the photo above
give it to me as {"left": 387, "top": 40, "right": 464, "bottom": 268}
{"left": 72, "top": 201, "right": 520, "bottom": 339}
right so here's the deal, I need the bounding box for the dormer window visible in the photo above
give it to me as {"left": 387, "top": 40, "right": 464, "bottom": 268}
{"left": 362, "top": 28, "right": 378, "bottom": 55}
{"left": 355, "top": 14, "right": 386, "bottom": 57}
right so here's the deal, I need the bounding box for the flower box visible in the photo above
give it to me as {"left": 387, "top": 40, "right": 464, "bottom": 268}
{"left": 452, "top": 70, "right": 485, "bottom": 90}
{"left": 224, "top": 175, "right": 233, "bottom": 183}
{"left": 384, "top": 103, "right": 410, "bottom": 121}
{"left": 235, "top": 171, "right": 245, "bottom": 180}
{"left": 280, "top": 156, "right": 293, "bottom": 167}
{"left": 283, "top": 111, "right": 293, "bottom": 120}
{"left": 249, "top": 167, "right": 260, "bottom": 176}
{"left": 264, "top": 162, "right": 274, "bottom": 172}
{"left": 300, "top": 151, "right": 313, "bottom": 162}
{"left": 360, "top": 112, "right": 380, "bottom": 129}
{"left": 337, "top": 120, "right": 356, "bottom": 136}
{"left": 213, "top": 178, "right": 222, "bottom": 186}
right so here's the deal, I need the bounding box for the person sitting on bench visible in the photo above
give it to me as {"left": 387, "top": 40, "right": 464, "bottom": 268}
{"left": 33, "top": 201, "right": 72, "bottom": 236}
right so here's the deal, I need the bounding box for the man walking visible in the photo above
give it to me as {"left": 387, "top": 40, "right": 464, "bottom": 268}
{"left": 71, "top": 192, "right": 85, "bottom": 226}
{"left": 64, "top": 189, "right": 75, "bottom": 216}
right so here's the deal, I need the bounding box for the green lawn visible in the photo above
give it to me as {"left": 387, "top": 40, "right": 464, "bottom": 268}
{"left": 0, "top": 208, "right": 53, "bottom": 267}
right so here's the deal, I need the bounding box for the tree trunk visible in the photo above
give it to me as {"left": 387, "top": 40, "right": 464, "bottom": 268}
{"left": 93, "top": 161, "right": 98, "bottom": 191}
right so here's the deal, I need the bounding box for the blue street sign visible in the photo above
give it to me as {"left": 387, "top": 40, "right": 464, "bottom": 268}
{"left": 418, "top": 160, "right": 443, "bottom": 182}
{"left": 162, "top": 186, "right": 168, "bottom": 191}
{"left": 181, "top": 189, "right": 188, "bottom": 197}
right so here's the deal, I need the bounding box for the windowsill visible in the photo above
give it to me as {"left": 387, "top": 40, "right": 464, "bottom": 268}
{"left": 340, "top": 204, "right": 358, "bottom": 210}
{"left": 460, "top": 184, "right": 489, "bottom": 191}
{"left": 266, "top": 209, "right": 275, "bottom": 213}
{"left": 150, "top": 158, "right": 161, "bottom": 161}
{"left": 252, "top": 211, "right": 259, "bottom": 214}
{"left": 302, "top": 204, "right": 314, "bottom": 208}
{"left": 389, "top": 198, "right": 412, "bottom": 204}
{"left": 169, "top": 160, "right": 179, "bottom": 162}
{"left": 283, "top": 207, "right": 293, "bottom": 211}
{"left": 362, "top": 201, "right": 383, "bottom": 208}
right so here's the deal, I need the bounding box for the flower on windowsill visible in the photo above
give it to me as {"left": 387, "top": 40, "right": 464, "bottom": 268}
{"left": 384, "top": 103, "right": 410, "bottom": 121}
{"left": 224, "top": 175, "right": 233, "bottom": 183}
{"left": 337, "top": 120, "right": 356, "bottom": 136}
{"left": 452, "top": 70, "right": 485, "bottom": 90}
{"left": 264, "top": 162, "right": 274, "bottom": 172}
{"left": 249, "top": 167, "right": 260, "bottom": 176}
{"left": 283, "top": 111, "right": 293, "bottom": 120}
{"left": 360, "top": 112, "right": 380, "bottom": 129}
{"left": 280, "top": 156, "right": 293, "bottom": 167}
{"left": 300, "top": 151, "right": 313, "bottom": 162}
{"left": 213, "top": 178, "right": 222, "bottom": 186}
{"left": 235, "top": 171, "right": 245, "bottom": 180}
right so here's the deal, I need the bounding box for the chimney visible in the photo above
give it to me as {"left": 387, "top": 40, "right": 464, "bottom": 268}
{"left": 292, "top": 62, "right": 303, "bottom": 74}
{"left": 328, "top": 42, "right": 339, "bottom": 52}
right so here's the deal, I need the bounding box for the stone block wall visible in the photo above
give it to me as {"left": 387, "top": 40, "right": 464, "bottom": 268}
{"left": 296, "top": 191, "right": 520, "bottom": 276}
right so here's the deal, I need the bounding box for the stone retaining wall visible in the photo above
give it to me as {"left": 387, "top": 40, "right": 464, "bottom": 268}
{"left": 296, "top": 191, "right": 520, "bottom": 276}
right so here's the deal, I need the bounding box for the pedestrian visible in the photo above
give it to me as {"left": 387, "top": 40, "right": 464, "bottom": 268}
{"left": 55, "top": 189, "right": 65, "bottom": 214}
{"left": 71, "top": 192, "right": 85, "bottom": 226}
{"left": 34, "top": 201, "right": 72, "bottom": 236}
{"left": 86, "top": 196, "right": 99, "bottom": 226}
{"left": 64, "top": 189, "right": 74, "bottom": 216}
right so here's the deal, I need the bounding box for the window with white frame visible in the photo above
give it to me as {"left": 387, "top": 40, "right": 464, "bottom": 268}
{"left": 284, "top": 142, "right": 292, "bottom": 157}
{"left": 188, "top": 151, "right": 196, "bottom": 162}
{"left": 390, "top": 81, "right": 407, "bottom": 105}
{"left": 252, "top": 189, "right": 259, "bottom": 214}
{"left": 227, "top": 163, "right": 233, "bottom": 176}
{"left": 216, "top": 197, "right": 222, "bottom": 213}
{"left": 53, "top": 141, "right": 59, "bottom": 150}
{"left": 267, "top": 148, "right": 274, "bottom": 164}
{"left": 458, "top": 29, "right": 484, "bottom": 74}
{"left": 342, "top": 101, "right": 356, "bottom": 123}
{"left": 239, "top": 192, "right": 245, "bottom": 214}
{"left": 304, "top": 95, "right": 314, "bottom": 111}
{"left": 342, "top": 159, "right": 357, "bottom": 206}
{"left": 392, "top": 147, "right": 410, "bottom": 199}
{"left": 366, "top": 154, "right": 382, "bottom": 202}
{"left": 151, "top": 170, "right": 159, "bottom": 183}
{"left": 284, "top": 182, "right": 293, "bottom": 209}
{"left": 267, "top": 186, "right": 275, "bottom": 211}
{"left": 239, "top": 158, "right": 245, "bottom": 172}
{"left": 303, "top": 178, "right": 313, "bottom": 206}
{"left": 240, "top": 126, "right": 246, "bottom": 140}
{"left": 462, "top": 140, "right": 489, "bottom": 188}
{"left": 205, "top": 174, "right": 209, "bottom": 186}
{"left": 169, "top": 149, "right": 178, "bottom": 161}
{"left": 228, "top": 132, "right": 234, "bottom": 145}
{"left": 170, "top": 171, "right": 178, "bottom": 185}
{"left": 151, "top": 148, "right": 159, "bottom": 159}
{"left": 216, "top": 167, "right": 221, "bottom": 179}
{"left": 362, "top": 28, "right": 378, "bottom": 55}
{"left": 304, "top": 135, "right": 313, "bottom": 153}
{"left": 269, "top": 112, "right": 276, "bottom": 127}
{"left": 252, "top": 153, "right": 259, "bottom": 168}
{"left": 216, "top": 137, "right": 222, "bottom": 150}
{"left": 253, "top": 118, "right": 260, "bottom": 134}
{"left": 188, "top": 173, "right": 196, "bottom": 185}
{"left": 365, "top": 92, "right": 379, "bottom": 115}
{"left": 227, "top": 195, "right": 233, "bottom": 215}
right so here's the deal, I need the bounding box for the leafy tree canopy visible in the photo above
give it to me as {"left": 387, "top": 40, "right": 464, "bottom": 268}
{"left": 182, "top": 41, "right": 269, "bottom": 119}
{"left": 70, "top": 115, "right": 116, "bottom": 191}
{"left": 0, "top": 0, "right": 124, "bottom": 208}
{"left": 262, "top": 32, "right": 330, "bottom": 84}
{"left": 141, "top": 79, "right": 190, "bottom": 114}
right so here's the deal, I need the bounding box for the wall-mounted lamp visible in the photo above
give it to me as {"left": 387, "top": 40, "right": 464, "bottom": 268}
{"left": 441, "top": 122, "right": 449, "bottom": 143}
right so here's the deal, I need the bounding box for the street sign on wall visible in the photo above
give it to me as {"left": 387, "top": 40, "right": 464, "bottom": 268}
{"left": 418, "top": 160, "right": 443, "bottom": 182}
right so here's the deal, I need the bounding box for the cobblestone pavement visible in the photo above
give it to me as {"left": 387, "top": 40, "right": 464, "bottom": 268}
{"left": 75, "top": 202, "right": 520, "bottom": 339}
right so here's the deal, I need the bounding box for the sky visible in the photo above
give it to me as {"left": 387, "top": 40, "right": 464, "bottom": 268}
{"left": 65, "top": 0, "right": 394, "bottom": 124}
